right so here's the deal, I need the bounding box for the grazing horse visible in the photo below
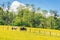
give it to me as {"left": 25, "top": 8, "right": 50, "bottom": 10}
{"left": 12, "top": 26, "right": 17, "bottom": 30}
{"left": 20, "top": 27, "right": 27, "bottom": 31}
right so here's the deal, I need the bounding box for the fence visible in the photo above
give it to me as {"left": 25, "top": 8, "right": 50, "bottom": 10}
{"left": 27, "top": 28, "right": 60, "bottom": 37}
{"left": 0, "top": 26, "right": 60, "bottom": 37}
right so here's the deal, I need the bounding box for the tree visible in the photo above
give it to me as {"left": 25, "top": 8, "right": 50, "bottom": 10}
{"left": 42, "top": 10, "right": 48, "bottom": 17}
{"left": 49, "top": 10, "right": 58, "bottom": 29}
{"left": 55, "top": 18, "right": 60, "bottom": 30}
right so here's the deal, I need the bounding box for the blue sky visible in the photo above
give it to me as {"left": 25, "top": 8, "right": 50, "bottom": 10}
{"left": 0, "top": 0, "right": 60, "bottom": 15}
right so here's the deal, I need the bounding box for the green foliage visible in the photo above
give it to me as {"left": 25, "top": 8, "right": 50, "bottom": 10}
{"left": 0, "top": 4, "right": 60, "bottom": 30}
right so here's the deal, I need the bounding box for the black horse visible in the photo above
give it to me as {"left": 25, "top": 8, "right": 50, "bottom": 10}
{"left": 20, "top": 27, "right": 27, "bottom": 31}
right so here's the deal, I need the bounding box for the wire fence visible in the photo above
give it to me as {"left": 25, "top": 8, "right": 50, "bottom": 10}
{"left": 0, "top": 26, "right": 60, "bottom": 37}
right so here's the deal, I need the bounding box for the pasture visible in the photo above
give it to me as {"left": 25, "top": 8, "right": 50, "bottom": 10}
{"left": 0, "top": 26, "right": 60, "bottom": 40}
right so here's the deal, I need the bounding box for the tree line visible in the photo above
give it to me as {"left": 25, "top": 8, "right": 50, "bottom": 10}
{"left": 0, "top": 4, "right": 60, "bottom": 30}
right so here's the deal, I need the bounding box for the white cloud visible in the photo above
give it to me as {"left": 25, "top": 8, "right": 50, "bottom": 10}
{"left": 9, "top": 1, "right": 26, "bottom": 12}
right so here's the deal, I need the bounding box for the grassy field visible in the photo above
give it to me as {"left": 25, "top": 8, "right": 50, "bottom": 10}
{"left": 0, "top": 26, "right": 60, "bottom": 40}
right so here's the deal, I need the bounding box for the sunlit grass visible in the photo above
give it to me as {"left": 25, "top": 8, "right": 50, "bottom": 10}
{"left": 0, "top": 26, "right": 60, "bottom": 40}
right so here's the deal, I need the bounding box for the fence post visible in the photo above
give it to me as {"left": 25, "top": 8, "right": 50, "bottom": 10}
{"left": 29, "top": 28, "right": 31, "bottom": 32}
{"left": 50, "top": 31, "right": 51, "bottom": 36}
